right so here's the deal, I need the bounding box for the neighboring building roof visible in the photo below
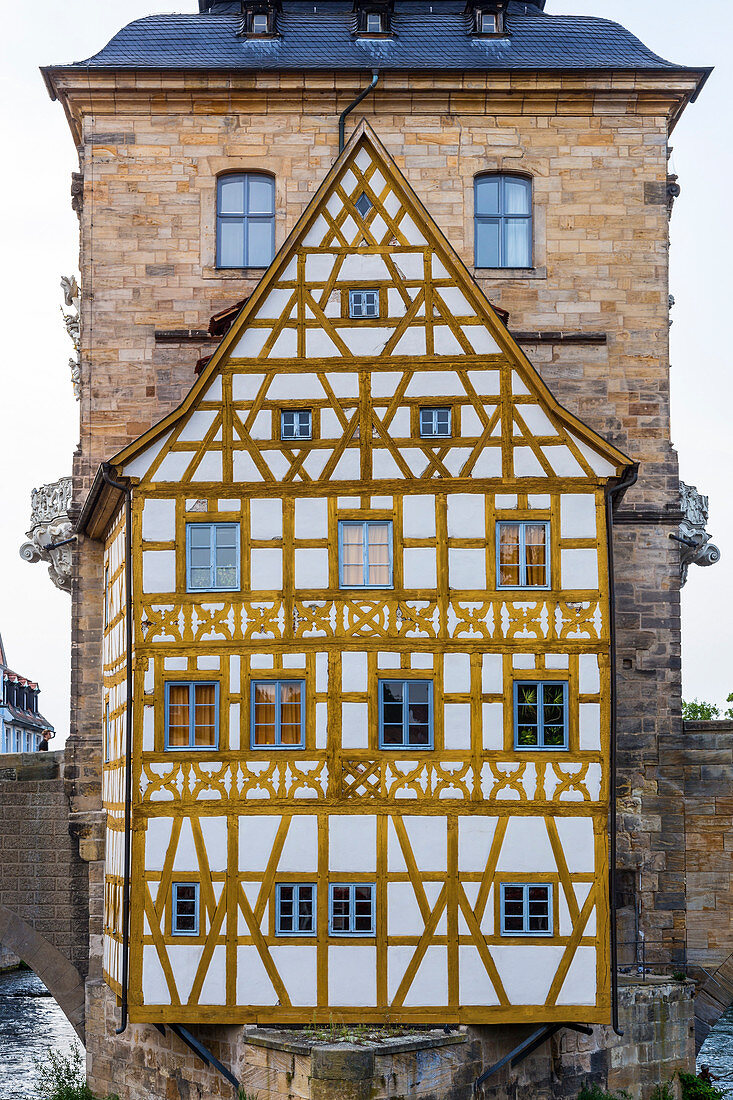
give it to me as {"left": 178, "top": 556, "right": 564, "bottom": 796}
{"left": 0, "top": 639, "right": 55, "bottom": 734}
{"left": 51, "top": 2, "right": 691, "bottom": 74}
{"left": 3, "top": 704, "right": 54, "bottom": 734}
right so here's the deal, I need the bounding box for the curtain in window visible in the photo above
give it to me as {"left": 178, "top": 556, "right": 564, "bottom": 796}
{"left": 253, "top": 683, "right": 277, "bottom": 746}
{"left": 168, "top": 685, "right": 191, "bottom": 747}
{"left": 524, "top": 525, "right": 547, "bottom": 586}
{"left": 341, "top": 525, "right": 364, "bottom": 585}
{"left": 499, "top": 523, "right": 521, "bottom": 586}
{"left": 279, "top": 682, "right": 302, "bottom": 746}
{"left": 193, "top": 684, "right": 217, "bottom": 746}
{"left": 367, "top": 524, "right": 390, "bottom": 585}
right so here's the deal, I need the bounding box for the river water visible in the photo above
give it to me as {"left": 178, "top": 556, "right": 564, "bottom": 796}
{"left": 1, "top": 965, "right": 733, "bottom": 1098}
{"left": 0, "top": 969, "right": 81, "bottom": 1099}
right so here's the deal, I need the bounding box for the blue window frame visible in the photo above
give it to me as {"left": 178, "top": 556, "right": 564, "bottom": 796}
{"left": 349, "top": 289, "right": 379, "bottom": 318}
{"left": 250, "top": 680, "right": 305, "bottom": 749}
{"left": 104, "top": 703, "right": 111, "bottom": 763}
{"left": 379, "top": 680, "right": 433, "bottom": 749}
{"left": 186, "top": 523, "right": 240, "bottom": 592}
{"left": 474, "top": 175, "right": 532, "bottom": 269}
{"left": 419, "top": 407, "right": 452, "bottom": 438}
{"left": 216, "top": 173, "right": 275, "bottom": 269}
{"left": 500, "top": 883, "right": 552, "bottom": 936}
{"left": 497, "top": 521, "right": 550, "bottom": 589}
{"left": 281, "top": 409, "right": 312, "bottom": 441}
{"left": 275, "top": 884, "right": 316, "bottom": 935}
{"left": 165, "top": 682, "right": 219, "bottom": 750}
{"left": 172, "top": 883, "right": 200, "bottom": 936}
{"left": 104, "top": 564, "right": 109, "bottom": 628}
{"left": 329, "top": 884, "right": 375, "bottom": 935}
{"left": 514, "top": 681, "right": 568, "bottom": 750}
{"left": 338, "top": 521, "right": 393, "bottom": 588}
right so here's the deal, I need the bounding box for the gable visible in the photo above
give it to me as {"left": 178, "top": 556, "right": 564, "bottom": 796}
{"left": 112, "top": 123, "right": 631, "bottom": 490}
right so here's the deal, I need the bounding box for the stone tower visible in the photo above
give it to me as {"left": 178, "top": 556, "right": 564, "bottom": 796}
{"left": 40, "top": 0, "right": 710, "bottom": 1095}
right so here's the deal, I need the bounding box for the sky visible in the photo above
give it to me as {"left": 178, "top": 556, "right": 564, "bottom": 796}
{"left": 0, "top": 0, "right": 730, "bottom": 741}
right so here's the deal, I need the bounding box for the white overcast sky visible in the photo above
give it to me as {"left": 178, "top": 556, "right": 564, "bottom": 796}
{"left": 0, "top": 0, "right": 730, "bottom": 740}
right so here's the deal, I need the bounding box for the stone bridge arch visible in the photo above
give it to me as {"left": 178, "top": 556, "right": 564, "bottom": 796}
{"left": 0, "top": 749, "right": 91, "bottom": 1043}
{"left": 0, "top": 905, "right": 85, "bottom": 1040}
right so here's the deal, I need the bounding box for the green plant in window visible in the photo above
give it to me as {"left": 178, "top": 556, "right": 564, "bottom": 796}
{"left": 517, "top": 684, "right": 538, "bottom": 745}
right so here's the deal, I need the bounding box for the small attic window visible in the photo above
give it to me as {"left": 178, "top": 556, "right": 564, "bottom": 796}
{"left": 238, "top": 2, "right": 280, "bottom": 37}
{"left": 366, "top": 11, "right": 383, "bottom": 31}
{"left": 354, "top": 1, "right": 393, "bottom": 36}
{"left": 480, "top": 12, "right": 497, "bottom": 32}
{"left": 468, "top": 2, "right": 507, "bottom": 36}
{"left": 252, "top": 12, "right": 269, "bottom": 32}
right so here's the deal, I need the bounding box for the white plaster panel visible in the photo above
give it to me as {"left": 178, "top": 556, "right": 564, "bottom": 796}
{"left": 142, "top": 706, "right": 154, "bottom": 752}
{"left": 142, "top": 499, "right": 176, "bottom": 542}
{"left": 330, "top": 814, "right": 376, "bottom": 872}
{"left": 342, "top": 652, "right": 368, "bottom": 692}
{"left": 238, "top": 816, "right": 281, "bottom": 872}
{"left": 340, "top": 327, "right": 393, "bottom": 357}
{"left": 230, "top": 656, "right": 241, "bottom": 693}
{"left": 372, "top": 450, "right": 404, "bottom": 480}
{"left": 283, "top": 653, "right": 306, "bottom": 669}
{"left": 403, "top": 548, "right": 437, "bottom": 590}
{"left": 123, "top": 432, "right": 172, "bottom": 480}
{"left": 443, "top": 704, "right": 471, "bottom": 750}
{"left": 561, "top": 494, "right": 597, "bottom": 539}
{"left": 545, "top": 653, "right": 570, "bottom": 670}
{"left": 371, "top": 371, "right": 404, "bottom": 399}
{"left": 250, "top": 548, "right": 282, "bottom": 591}
{"left": 390, "top": 251, "right": 423, "bottom": 279}
{"left": 320, "top": 409, "right": 344, "bottom": 438}
{"left": 249, "top": 410, "right": 271, "bottom": 440}
{"left": 458, "top": 816, "right": 498, "bottom": 871}
{"left": 444, "top": 653, "right": 471, "bottom": 694}
{"left": 544, "top": 446, "right": 585, "bottom": 477}
{"left": 529, "top": 494, "right": 551, "bottom": 509}
{"left": 231, "top": 373, "right": 266, "bottom": 403}
{"left": 518, "top": 405, "right": 556, "bottom": 436}
{"left": 496, "top": 818, "right": 556, "bottom": 873}
{"left": 447, "top": 494, "right": 485, "bottom": 539}
{"left": 556, "top": 946, "right": 597, "bottom": 1006}
{"left": 294, "top": 548, "right": 329, "bottom": 589}
{"left": 482, "top": 654, "right": 503, "bottom": 693}
{"left": 482, "top": 703, "right": 504, "bottom": 750}
{"left": 250, "top": 654, "right": 274, "bottom": 669}
{"left": 233, "top": 325, "right": 271, "bottom": 357}
{"left": 198, "top": 945, "right": 227, "bottom": 1006}
{"left": 337, "top": 253, "right": 389, "bottom": 281}
{"left": 295, "top": 497, "right": 328, "bottom": 540}
{"left": 270, "top": 946, "right": 317, "bottom": 1007}
{"left": 198, "top": 818, "right": 228, "bottom": 872}
{"left": 570, "top": 434, "right": 617, "bottom": 477}
{"left": 218, "top": 499, "right": 238, "bottom": 512}
{"left": 449, "top": 549, "right": 486, "bottom": 590}
{"left": 324, "top": 373, "right": 359, "bottom": 399}
{"left": 402, "top": 495, "right": 436, "bottom": 539}
{"left": 250, "top": 498, "right": 283, "bottom": 540}
{"left": 257, "top": 287, "right": 294, "bottom": 320}
{"left": 331, "top": 450, "right": 361, "bottom": 480}
{"left": 512, "top": 654, "right": 535, "bottom": 670}
{"left": 561, "top": 549, "right": 599, "bottom": 590}
{"left": 145, "top": 820, "right": 174, "bottom": 872}
{"left": 341, "top": 703, "right": 369, "bottom": 749}
{"left": 267, "top": 373, "right": 323, "bottom": 400}
{"left": 177, "top": 410, "right": 218, "bottom": 444}
{"left": 493, "top": 946, "right": 565, "bottom": 1006}
{"left": 495, "top": 494, "right": 517, "bottom": 509}
{"left": 305, "top": 329, "right": 340, "bottom": 359}
{"left": 553, "top": 817, "right": 595, "bottom": 873}
{"left": 411, "top": 653, "right": 433, "bottom": 669}
{"left": 190, "top": 451, "right": 223, "bottom": 483}
{"left": 142, "top": 551, "right": 175, "bottom": 594}
{"left": 316, "top": 653, "right": 329, "bottom": 692}
{"left": 437, "top": 287, "right": 472, "bottom": 315}
{"left": 472, "top": 448, "right": 503, "bottom": 477}
{"left": 513, "top": 447, "right": 546, "bottom": 478}
{"left": 233, "top": 451, "right": 264, "bottom": 482}
{"left": 579, "top": 654, "right": 601, "bottom": 693}
{"left": 460, "top": 407, "right": 484, "bottom": 438}
{"left": 580, "top": 704, "right": 602, "bottom": 751}
{"left": 276, "top": 815, "right": 318, "bottom": 873}
{"left": 433, "top": 326, "right": 464, "bottom": 356}
{"left": 387, "top": 288, "right": 407, "bottom": 318}
{"left": 378, "top": 652, "right": 401, "bottom": 669}
{"left": 309, "top": 702, "right": 325, "bottom": 751}
{"left": 164, "top": 657, "right": 187, "bottom": 671}
{"left": 467, "top": 370, "right": 501, "bottom": 396}
{"left": 400, "top": 213, "right": 427, "bottom": 246}
{"left": 405, "top": 371, "right": 466, "bottom": 397}
{"left": 197, "top": 656, "right": 220, "bottom": 670}
{"left": 387, "top": 884, "right": 426, "bottom": 937}
{"left": 304, "top": 253, "right": 334, "bottom": 281}
{"left": 403, "top": 946, "right": 449, "bottom": 1007}
{"left": 400, "top": 817, "right": 446, "bottom": 873}
{"left": 459, "top": 945, "right": 502, "bottom": 1006}
{"left": 142, "top": 945, "right": 171, "bottom": 1005}
{"left": 229, "top": 703, "right": 240, "bottom": 751}
{"left": 236, "top": 945, "right": 278, "bottom": 1005}
{"left": 329, "top": 947, "right": 377, "bottom": 1006}
{"left": 463, "top": 327, "right": 500, "bottom": 354}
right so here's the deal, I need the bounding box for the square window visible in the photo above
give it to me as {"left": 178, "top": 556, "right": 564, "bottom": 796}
{"left": 514, "top": 681, "right": 568, "bottom": 750}
{"left": 275, "top": 884, "right": 316, "bottom": 935}
{"left": 172, "top": 883, "right": 200, "bottom": 936}
{"left": 165, "top": 682, "right": 219, "bottom": 750}
{"left": 329, "top": 883, "right": 375, "bottom": 935}
{"left": 500, "top": 883, "right": 552, "bottom": 936}
{"left": 379, "top": 680, "right": 433, "bottom": 749}
{"left": 251, "top": 12, "right": 269, "bottom": 32}
{"left": 355, "top": 192, "right": 373, "bottom": 218}
{"left": 281, "top": 409, "right": 312, "bottom": 441}
{"left": 349, "top": 289, "right": 380, "bottom": 319}
{"left": 419, "top": 407, "right": 452, "bottom": 438}
{"left": 338, "top": 521, "right": 393, "bottom": 588}
{"left": 497, "top": 521, "right": 549, "bottom": 588}
{"left": 251, "top": 680, "right": 305, "bottom": 749}
{"left": 187, "top": 523, "right": 240, "bottom": 592}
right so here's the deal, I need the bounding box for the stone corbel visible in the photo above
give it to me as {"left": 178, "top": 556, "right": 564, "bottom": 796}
{"left": 19, "top": 477, "right": 74, "bottom": 594}
{"left": 672, "top": 482, "right": 721, "bottom": 586}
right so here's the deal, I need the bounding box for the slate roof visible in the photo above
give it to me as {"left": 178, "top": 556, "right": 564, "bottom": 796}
{"left": 55, "top": 1, "right": 690, "bottom": 74}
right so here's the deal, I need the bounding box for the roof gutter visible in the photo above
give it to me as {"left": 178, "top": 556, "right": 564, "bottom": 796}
{"left": 604, "top": 460, "right": 640, "bottom": 1035}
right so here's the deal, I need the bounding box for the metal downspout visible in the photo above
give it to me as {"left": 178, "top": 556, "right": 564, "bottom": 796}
{"left": 605, "top": 462, "right": 639, "bottom": 1035}
{"left": 338, "top": 69, "right": 379, "bottom": 152}
{"left": 100, "top": 462, "right": 134, "bottom": 1036}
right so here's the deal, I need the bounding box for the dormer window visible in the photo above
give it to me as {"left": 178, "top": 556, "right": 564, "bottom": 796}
{"left": 238, "top": 0, "right": 280, "bottom": 37}
{"left": 366, "top": 11, "right": 383, "bottom": 32}
{"left": 354, "top": 0, "right": 393, "bottom": 36}
{"left": 251, "top": 12, "right": 269, "bottom": 32}
{"left": 467, "top": 1, "right": 507, "bottom": 36}
{"left": 480, "top": 12, "right": 497, "bottom": 32}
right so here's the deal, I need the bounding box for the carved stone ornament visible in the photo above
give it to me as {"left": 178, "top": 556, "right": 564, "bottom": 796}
{"left": 19, "top": 477, "right": 74, "bottom": 594}
{"left": 61, "top": 275, "right": 81, "bottom": 401}
{"left": 674, "top": 482, "right": 721, "bottom": 586}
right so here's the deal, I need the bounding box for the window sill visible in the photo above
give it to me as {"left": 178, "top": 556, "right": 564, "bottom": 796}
{"left": 203, "top": 266, "right": 268, "bottom": 281}
{"left": 475, "top": 267, "right": 547, "bottom": 280}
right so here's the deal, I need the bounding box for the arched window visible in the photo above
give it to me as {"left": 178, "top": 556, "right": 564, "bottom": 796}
{"left": 474, "top": 174, "right": 532, "bottom": 269}
{"left": 216, "top": 172, "right": 275, "bottom": 269}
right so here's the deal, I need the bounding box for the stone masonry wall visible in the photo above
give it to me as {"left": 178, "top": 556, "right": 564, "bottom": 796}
{"left": 86, "top": 978, "right": 693, "bottom": 1100}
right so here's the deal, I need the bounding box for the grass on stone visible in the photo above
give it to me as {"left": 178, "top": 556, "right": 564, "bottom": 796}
{"left": 578, "top": 1086, "right": 632, "bottom": 1100}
